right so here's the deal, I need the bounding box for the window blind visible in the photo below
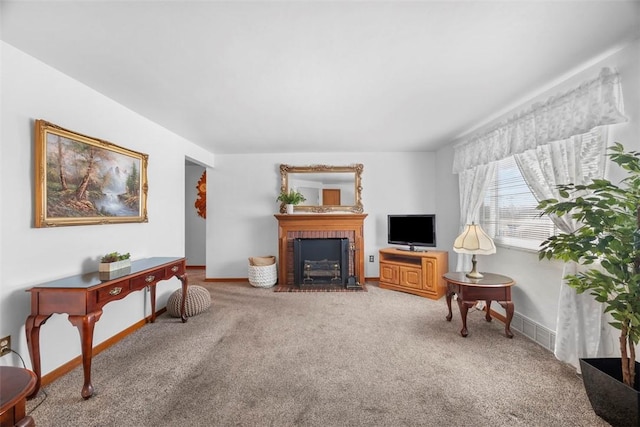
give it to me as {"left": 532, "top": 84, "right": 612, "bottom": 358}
{"left": 480, "top": 156, "right": 557, "bottom": 250}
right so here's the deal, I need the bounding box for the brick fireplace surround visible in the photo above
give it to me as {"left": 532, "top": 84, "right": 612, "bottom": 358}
{"left": 274, "top": 214, "right": 367, "bottom": 286}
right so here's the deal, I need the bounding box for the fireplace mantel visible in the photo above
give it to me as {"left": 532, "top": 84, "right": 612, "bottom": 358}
{"left": 274, "top": 214, "right": 367, "bottom": 286}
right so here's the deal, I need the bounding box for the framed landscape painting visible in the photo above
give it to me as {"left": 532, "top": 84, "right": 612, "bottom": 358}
{"left": 34, "top": 119, "right": 149, "bottom": 227}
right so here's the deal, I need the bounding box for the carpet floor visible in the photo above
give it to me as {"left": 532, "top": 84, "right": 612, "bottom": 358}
{"left": 26, "top": 277, "right": 608, "bottom": 426}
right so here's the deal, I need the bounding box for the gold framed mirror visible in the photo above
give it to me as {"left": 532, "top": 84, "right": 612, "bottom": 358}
{"left": 279, "top": 164, "right": 363, "bottom": 213}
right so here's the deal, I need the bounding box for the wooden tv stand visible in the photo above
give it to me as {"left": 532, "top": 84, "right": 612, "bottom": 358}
{"left": 378, "top": 248, "right": 448, "bottom": 299}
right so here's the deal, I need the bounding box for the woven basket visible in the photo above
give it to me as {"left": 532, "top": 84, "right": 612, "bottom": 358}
{"left": 249, "top": 255, "right": 276, "bottom": 266}
{"left": 248, "top": 263, "right": 277, "bottom": 288}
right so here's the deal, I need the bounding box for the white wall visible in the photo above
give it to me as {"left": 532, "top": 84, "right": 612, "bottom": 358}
{"left": 206, "top": 152, "right": 442, "bottom": 279}
{"left": 434, "top": 143, "right": 459, "bottom": 273}
{"left": 0, "top": 42, "right": 215, "bottom": 374}
{"left": 185, "top": 164, "right": 206, "bottom": 266}
{"left": 435, "top": 38, "right": 640, "bottom": 332}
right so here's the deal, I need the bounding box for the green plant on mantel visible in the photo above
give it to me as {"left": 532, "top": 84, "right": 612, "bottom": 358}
{"left": 538, "top": 143, "right": 640, "bottom": 388}
{"left": 100, "top": 251, "right": 131, "bottom": 263}
{"left": 277, "top": 189, "right": 306, "bottom": 205}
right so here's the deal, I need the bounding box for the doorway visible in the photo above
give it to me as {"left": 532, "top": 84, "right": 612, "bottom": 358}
{"left": 185, "top": 159, "right": 206, "bottom": 268}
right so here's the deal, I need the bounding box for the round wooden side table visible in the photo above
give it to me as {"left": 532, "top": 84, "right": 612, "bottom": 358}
{"left": 443, "top": 272, "right": 516, "bottom": 338}
{"left": 0, "top": 366, "right": 37, "bottom": 427}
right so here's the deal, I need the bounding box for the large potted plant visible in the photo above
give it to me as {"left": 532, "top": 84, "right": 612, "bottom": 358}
{"left": 537, "top": 143, "right": 640, "bottom": 426}
{"left": 277, "top": 189, "right": 306, "bottom": 214}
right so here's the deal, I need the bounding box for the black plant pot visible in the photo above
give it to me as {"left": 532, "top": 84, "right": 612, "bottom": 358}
{"left": 580, "top": 358, "right": 640, "bottom": 427}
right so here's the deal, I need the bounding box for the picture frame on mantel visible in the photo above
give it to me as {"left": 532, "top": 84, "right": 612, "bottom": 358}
{"left": 34, "top": 119, "right": 149, "bottom": 227}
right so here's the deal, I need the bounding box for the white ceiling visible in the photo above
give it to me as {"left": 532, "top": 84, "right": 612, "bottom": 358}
{"left": 2, "top": 1, "right": 639, "bottom": 154}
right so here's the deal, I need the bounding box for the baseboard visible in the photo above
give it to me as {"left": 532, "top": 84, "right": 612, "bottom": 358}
{"left": 509, "top": 311, "right": 556, "bottom": 352}
{"left": 186, "top": 265, "right": 205, "bottom": 270}
{"left": 487, "top": 308, "right": 555, "bottom": 352}
{"left": 40, "top": 309, "right": 166, "bottom": 388}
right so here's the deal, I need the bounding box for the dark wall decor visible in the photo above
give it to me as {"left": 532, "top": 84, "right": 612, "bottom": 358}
{"left": 34, "top": 119, "right": 149, "bottom": 227}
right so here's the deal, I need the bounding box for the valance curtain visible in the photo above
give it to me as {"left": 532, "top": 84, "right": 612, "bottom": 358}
{"left": 452, "top": 67, "right": 626, "bottom": 174}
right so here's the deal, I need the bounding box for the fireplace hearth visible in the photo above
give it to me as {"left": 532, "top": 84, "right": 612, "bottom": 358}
{"left": 294, "top": 238, "right": 349, "bottom": 288}
{"left": 274, "top": 214, "right": 367, "bottom": 287}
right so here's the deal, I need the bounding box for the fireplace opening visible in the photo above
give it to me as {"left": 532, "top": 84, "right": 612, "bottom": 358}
{"left": 293, "top": 238, "right": 349, "bottom": 287}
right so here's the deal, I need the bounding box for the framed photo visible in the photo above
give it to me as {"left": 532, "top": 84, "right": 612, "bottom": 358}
{"left": 34, "top": 119, "right": 149, "bottom": 227}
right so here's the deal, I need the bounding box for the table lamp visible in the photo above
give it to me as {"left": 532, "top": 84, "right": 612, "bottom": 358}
{"left": 453, "top": 223, "right": 496, "bottom": 279}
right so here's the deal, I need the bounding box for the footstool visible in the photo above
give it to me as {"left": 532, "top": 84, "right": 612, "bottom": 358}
{"left": 166, "top": 285, "right": 211, "bottom": 318}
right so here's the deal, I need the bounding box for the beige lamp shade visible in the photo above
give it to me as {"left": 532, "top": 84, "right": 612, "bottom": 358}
{"left": 453, "top": 223, "right": 495, "bottom": 279}
{"left": 453, "top": 223, "right": 496, "bottom": 255}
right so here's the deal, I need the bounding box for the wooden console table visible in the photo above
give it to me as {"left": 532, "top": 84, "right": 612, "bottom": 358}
{"left": 25, "top": 257, "right": 188, "bottom": 400}
{"left": 0, "top": 367, "right": 37, "bottom": 427}
{"left": 443, "top": 272, "right": 515, "bottom": 338}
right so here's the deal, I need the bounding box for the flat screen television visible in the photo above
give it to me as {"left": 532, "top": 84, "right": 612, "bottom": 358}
{"left": 387, "top": 214, "right": 436, "bottom": 251}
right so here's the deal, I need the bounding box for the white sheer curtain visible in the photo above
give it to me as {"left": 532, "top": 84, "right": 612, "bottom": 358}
{"left": 455, "top": 163, "right": 495, "bottom": 272}
{"left": 513, "top": 131, "right": 611, "bottom": 370}
{"left": 453, "top": 67, "right": 627, "bottom": 371}
{"left": 553, "top": 263, "right": 617, "bottom": 371}
{"left": 514, "top": 130, "right": 607, "bottom": 233}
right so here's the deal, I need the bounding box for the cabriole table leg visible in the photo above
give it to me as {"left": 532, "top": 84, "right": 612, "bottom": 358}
{"left": 498, "top": 301, "right": 515, "bottom": 338}
{"left": 68, "top": 311, "right": 102, "bottom": 399}
{"left": 25, "top": 314, "right": 51, "bottom": 400}
{"left": 178, "top": 273, "right": 189, "bottom": 323}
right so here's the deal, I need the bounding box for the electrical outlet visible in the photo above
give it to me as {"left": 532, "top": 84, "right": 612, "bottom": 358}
{"left": 369, "top": 255, "right": 374, "bottom": 262}
{"left": 0, "top": 335, "right": 11, "bottom": 357}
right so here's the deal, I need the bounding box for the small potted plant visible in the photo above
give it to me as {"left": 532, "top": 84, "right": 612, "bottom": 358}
{"left": 99, "top": 251, "right": 132, "bottom": 272}
{"left": 277, "top": 189, "right": 306, "bottom": 214}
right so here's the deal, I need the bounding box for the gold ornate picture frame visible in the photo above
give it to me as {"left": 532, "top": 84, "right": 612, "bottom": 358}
{"left": 34, "top": 119, "right": 149, "bottom": 227}
{"left": 279, "top": 164, "right": 363, "bottom": 213}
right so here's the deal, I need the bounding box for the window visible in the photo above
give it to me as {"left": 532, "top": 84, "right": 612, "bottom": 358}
{"left": 479, "top": 129, "right": 605, "bottom": 251}
{"left": 479, "top": 156, "right": 556, "bottom": 250}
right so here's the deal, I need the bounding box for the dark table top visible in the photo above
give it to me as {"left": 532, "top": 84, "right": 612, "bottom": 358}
{"left": 0, "top": 366, "right": 36, "bottom": 411}
{"left": 443, "top": 271, "right": 515, "bottom": 287}
{"left": 26, "top": 257, "right": 183, "bottom": 290}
